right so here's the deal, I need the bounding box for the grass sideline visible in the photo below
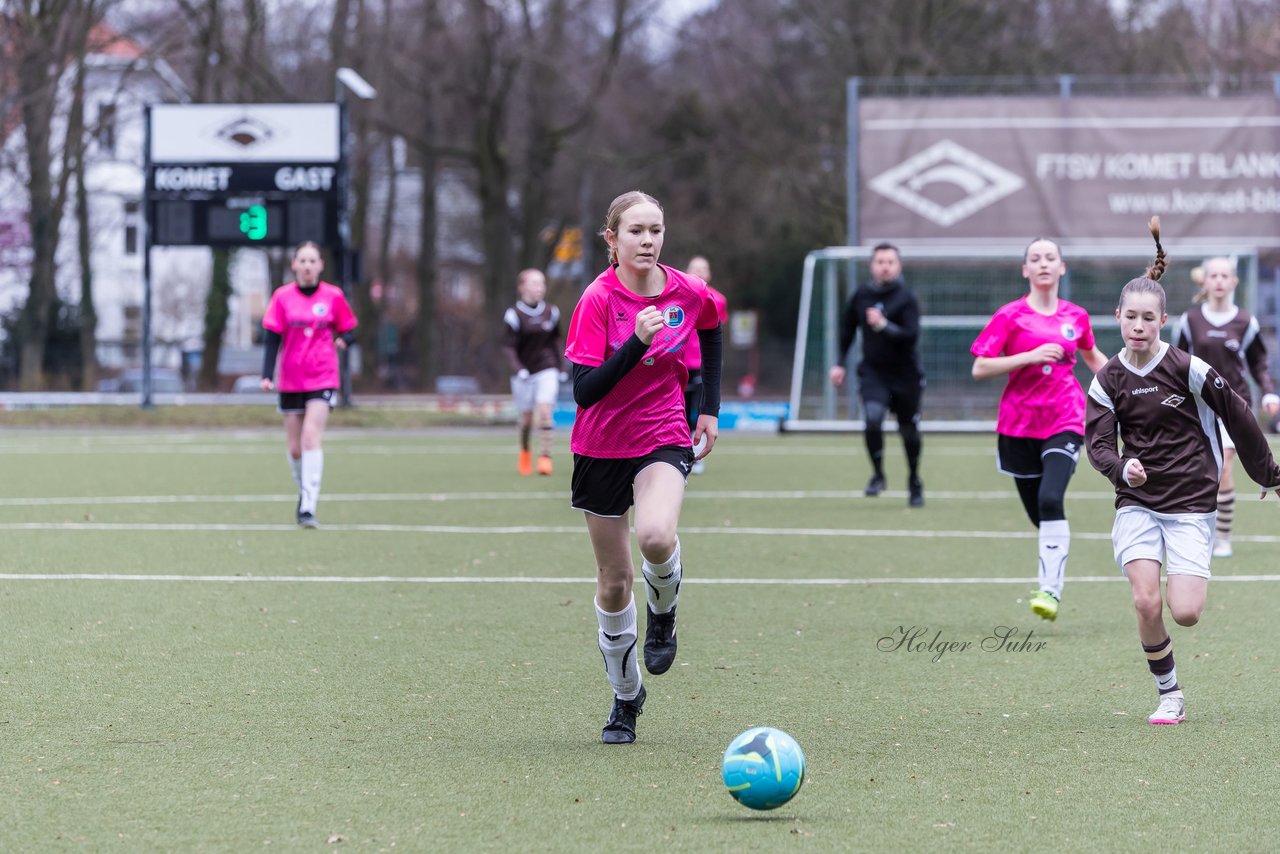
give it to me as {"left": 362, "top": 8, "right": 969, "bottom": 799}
{"left": 1, "top": 429, "right": 1277, "bottom": 850}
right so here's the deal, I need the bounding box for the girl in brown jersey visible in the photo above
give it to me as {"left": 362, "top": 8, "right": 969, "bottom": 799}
{"left": 1173, "top": 257, "right": 1280, "bottom": 557}
{"left": 1085, "top": 218, "right": 1280, "bottom": 726}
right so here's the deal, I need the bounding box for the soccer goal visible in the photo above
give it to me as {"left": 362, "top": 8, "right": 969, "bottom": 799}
{"left": 785, "top": 243, "right": 1262, "bottom": 432}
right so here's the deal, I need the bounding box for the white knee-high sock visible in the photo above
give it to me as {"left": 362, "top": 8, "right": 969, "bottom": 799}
{"left": 641, "top": 537, "right": 682, "bottom": 615}
{"left": 596, "top": 597, "right": 641, "bottom": 700}
{"left": 1038, "top": 519, "right": 1069, "bottom": 598}
{"left": 287, "top": 453, "right": 302, "bottom": 491}
{"left": 300, "top": 449, "right": 324, "bottom": 514}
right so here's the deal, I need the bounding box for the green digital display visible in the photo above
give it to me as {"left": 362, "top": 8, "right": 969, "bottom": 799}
{"left": 239, "top": 204, "right": 268, "bottom": 240}
{"left": 206, "top": 201, "right": 283, "bottom": 244}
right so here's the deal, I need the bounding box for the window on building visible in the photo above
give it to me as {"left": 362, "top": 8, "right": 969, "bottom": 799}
{"left": 124, "top": 201, "right": 140, "bottom": 255}
{"left": 95, "top": 102, "right": 117, "bottom": 155}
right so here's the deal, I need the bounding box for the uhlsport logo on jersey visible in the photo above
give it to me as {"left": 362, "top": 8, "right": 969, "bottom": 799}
{"left": 868, "top": 140, "right": 1025, "bottom": 227}
{"left": 1061, "top": 323, "right": 1078, "bottom": 341}
{"left": 312, "top": 303, "right": 328, "bottom": 317}
{"left": 662, "top": 306, "right": 685, "bottom": 328}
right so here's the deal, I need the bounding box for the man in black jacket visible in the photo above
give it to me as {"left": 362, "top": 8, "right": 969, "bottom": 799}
{"left": 829, "top": 243, "right": 926, "bottom": 507}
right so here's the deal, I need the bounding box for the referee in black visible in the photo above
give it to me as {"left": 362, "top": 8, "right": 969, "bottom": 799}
{"left": 828, "top": 242, "right": 925, "bottom": 507}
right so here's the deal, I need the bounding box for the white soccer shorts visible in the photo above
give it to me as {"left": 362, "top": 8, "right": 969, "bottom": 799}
{"left": 1112, "top": 506, "right": 1215, "bottom": 579}
{"left": 511, "top": 367, "right": 560, "bottom": 412}
{"left": 1218, "top": 417, "right": 1235, "bottom": 451}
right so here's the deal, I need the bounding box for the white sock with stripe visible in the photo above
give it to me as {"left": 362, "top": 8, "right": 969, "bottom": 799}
{"left": 596, "top": 597, "right": 641, "bottom": 700}
{"left": 300, "top": 449, "right": 324, "bottom": 514}
{"left": 641, "top": 537, "right": 682, "bottom": 615}
{"left": 1038, "top": 519, "right": 1069, "bottom": 599}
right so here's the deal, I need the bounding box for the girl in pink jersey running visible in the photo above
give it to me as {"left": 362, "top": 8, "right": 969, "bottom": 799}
{"left": 564, "top": 191, "right": 723, "bottom": 745}
{"left": 260, "top": 242, "right": 358, "bottom": 528}
{"left": 971, "top": 238, "right": 1108, "bottom": 622}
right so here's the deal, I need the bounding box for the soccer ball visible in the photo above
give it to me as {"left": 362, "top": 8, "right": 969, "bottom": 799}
{"left": 721, "top": 726, "right": 806, "bottom": 810}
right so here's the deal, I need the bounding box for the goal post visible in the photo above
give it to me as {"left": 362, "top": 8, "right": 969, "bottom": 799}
{"left": 785, "top": 243, "right": 1261, "bottom": 433}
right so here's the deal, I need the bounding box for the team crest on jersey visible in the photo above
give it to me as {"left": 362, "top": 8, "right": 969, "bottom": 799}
{"left": 1161, "top": 394, "right": 1186, "bottom": 408}
{"left": 1060, "top": 323, "right": 1077, "bottom": 341}
{"left": 1225, "top": 339, "right": 1240, "bottom": 352}
{"left": 312, "top": 303, "right": 328, "bottom": 317}
{"left": 662, "top": 306, "right": 685, "bottom": 327}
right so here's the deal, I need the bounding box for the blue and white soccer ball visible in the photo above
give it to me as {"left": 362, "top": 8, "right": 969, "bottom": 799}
{"left": 721, "top": 726, "right": 806, "bottom": 810}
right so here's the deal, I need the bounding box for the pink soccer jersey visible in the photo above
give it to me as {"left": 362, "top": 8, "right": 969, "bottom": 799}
{"left": 683, "top": 284, "right": 728, "bottom": 370}
{"left": 971, "top": 297, "right": 1096, "bottom": 438}
{"left": 566, "top": 264, "right": 722, "bottom": 458}
{"left": 262, "top": 281, "right": 358, "bottom": 392}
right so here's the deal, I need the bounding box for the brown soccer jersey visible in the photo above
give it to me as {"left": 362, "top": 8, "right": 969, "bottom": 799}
{"left": 1174, "top": 305, "right": 1276, "bottom": 404}
{"left": 1086, "top": 343, "right": 1280, "bottom": 514}
{"left": 502, "top": 301, "right": 562, "bottom": 375}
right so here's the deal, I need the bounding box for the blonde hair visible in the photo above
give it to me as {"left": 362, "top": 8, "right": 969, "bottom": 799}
{"left": 1191, "top": 257, "right": 1235, "bottom": 305}
{"left": 600, "top": 191, "right": 663, "bottom": 265}
{"left": 516, "top": 268, "right": 544, "bottom": 289}
{"left": 1116, "top": 216, "right": 1167, "bottom": 314}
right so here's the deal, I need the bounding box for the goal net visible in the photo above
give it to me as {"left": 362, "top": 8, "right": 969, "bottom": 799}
{"left": 785, "top": 244, "right": 1261, "bottom": 432}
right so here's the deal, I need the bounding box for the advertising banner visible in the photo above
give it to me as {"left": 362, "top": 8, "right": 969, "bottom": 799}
{"left": 859, "top": 96, "right": 1280, "bottom": 246}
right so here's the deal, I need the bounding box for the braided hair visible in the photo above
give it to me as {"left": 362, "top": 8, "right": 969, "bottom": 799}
{"left": 1116, "top": 216, "right": 1167, "bottom": 314}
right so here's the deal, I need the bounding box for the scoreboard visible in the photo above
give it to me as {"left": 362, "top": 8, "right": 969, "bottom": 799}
{"left": 146, "top": 164, "right": 338, "bottom": 247}
{"left": 145, "top": 105, "right": 343, "bottom": 249}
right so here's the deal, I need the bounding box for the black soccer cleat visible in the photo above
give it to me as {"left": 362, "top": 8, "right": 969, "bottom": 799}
{"left": 644, "top": 605, "right": 678, "bottom": 675}
{"left": 601, "top": 684, "right": 646, "bottom": 744}
{"left": 297, "top": 511, "right": 319, "bottom": 529}
{"left": 908, "top": 477, "right": 925, "bottom": 508}
{"left": 865, "top": 474, "right": 887, "bottom": 497}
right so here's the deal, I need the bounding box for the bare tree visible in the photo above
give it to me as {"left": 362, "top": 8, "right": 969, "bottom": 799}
{"left": 10, "top": 0, "right": 99, "bottom": 389}
{"left": 513, "top": 0, "right": 629, "bottom": 272}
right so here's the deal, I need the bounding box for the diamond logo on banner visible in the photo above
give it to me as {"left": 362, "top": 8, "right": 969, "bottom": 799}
{"left": 214, "top": 116, "right": 276, "bottom": 150}
{"left": 869, "top": 140, "right": 1025, "bottom": 227}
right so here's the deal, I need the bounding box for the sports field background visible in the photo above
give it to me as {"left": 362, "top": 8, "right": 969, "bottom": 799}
{"left": 2, "top": 427, "right": 1277, "bottom": 850}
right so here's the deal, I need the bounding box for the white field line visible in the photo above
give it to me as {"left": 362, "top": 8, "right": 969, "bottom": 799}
{"left": 0, "top": 489, "right": 1122, "bottom": 506}
{"left": 1, "top": 519, "right": 1279, "bottom": 544}
{"left": 2, "top": 572, "right": 1279, "bottom": 585}
{"left": 0, "top": 443, "right": 999, "bottom": 457}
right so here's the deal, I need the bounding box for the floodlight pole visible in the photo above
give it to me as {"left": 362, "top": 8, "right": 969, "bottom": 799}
{"left": 141, "top": 106, "right": 155, "bottom": 409}
{"left": 335, "top": 68, "right": 377, "bottom": 408}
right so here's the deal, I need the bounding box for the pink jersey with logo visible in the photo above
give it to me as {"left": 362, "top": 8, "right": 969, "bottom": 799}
{"left": 970, "top": 297, "right": 1096, "bottom": 438}
{"left": 566, "top": 264, "right": 721, "bottom": 457}
{"left": 262, "top": 281, "right": 358, "bottom": 392}
{"left": 683, "top": 284, "right": 728, "bottom": 370}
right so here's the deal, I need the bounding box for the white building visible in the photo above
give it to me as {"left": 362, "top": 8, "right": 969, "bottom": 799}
{"left": 0, "top": 24, "right": 272, "bottom": 379}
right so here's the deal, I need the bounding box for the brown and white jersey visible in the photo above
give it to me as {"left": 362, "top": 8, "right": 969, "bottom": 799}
{"left": 502, "top": 301, "right": 561, "bottom": 374}
{"left": 1086, "top": 343, "right": 1280, "bottom": 514}
{"left": 1174, "top": 305, "right": 1276, "bottom": 404}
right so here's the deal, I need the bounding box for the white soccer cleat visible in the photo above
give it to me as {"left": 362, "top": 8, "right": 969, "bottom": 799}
{"left": 1148, "top": 693, "right": 1185, "bottom": 726}
{"left": 1212, "top": 539, "right": 1232, "bottom": 558}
